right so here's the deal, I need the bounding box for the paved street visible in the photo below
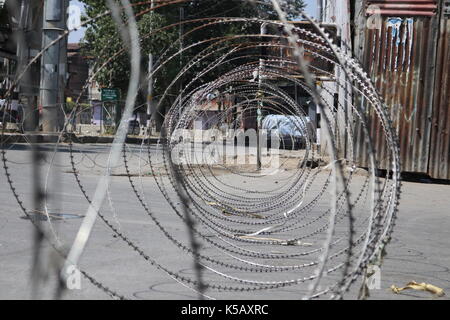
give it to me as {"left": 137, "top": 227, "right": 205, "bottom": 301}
{"left": 0, "top": 143, "right": 449, "bottom": 300}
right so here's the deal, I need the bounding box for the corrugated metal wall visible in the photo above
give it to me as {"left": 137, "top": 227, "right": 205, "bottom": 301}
{"left": 429, "top": 10, "right": 450, "bottom": 179}
{"left": 367, "top": 0, "right": 438, "bottom": 16}
{"left": 354, "top": 0, "right": 450, "bottom": 179}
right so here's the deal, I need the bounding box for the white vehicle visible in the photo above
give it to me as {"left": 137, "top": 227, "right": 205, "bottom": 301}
{"left": 262, "top": 115, "right": 313, "bottom": 150}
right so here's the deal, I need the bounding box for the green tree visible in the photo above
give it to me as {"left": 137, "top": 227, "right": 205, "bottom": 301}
{"left": 80, "top": 0, "right": 305, "bottom": 114}
{"left": 81, "top": 1, "right": 178, "bottom": 100}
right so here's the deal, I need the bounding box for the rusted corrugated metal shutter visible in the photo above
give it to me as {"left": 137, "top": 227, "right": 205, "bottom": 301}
{"left": 429, "top": 9, "right": 450, "bottom": 179}
{"left": 367, "top": 0, "right": 438, "bottom": 17}
{"left": 353, "top": 0, "right": 450, "bottom": 179}
{"left": 355, "top": 15, "right": 440, "bottom": 174}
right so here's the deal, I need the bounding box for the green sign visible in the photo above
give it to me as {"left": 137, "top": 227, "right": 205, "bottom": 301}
{"left": 101, "top": 88, "right": 120, "bottom": 102}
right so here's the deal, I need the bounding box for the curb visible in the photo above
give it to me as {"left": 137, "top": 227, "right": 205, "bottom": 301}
{"left": 0, "top": 133, "right": 161, "bottom": 145}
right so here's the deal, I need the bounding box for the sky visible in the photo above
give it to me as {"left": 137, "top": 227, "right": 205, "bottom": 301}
{"left": 68, "top": 0, "right": 317, "bottom": 43}
{"left": 303, "top": 0, "right": 317, "bottom": 19}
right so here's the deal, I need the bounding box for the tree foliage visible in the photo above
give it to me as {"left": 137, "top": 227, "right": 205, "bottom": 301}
{"left": 80, "top": 0, "right": 305, "bottom": 111}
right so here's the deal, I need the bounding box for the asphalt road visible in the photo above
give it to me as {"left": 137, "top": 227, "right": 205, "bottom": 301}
{"left": 0, "top": 143, "right": 449, "bottom": 300}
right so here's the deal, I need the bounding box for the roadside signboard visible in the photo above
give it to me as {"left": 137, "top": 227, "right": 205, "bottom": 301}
{"left": 101, "top": 88, "right": 120, "bottom": 102}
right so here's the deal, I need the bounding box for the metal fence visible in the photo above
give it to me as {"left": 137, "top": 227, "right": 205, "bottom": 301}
{"left": 354, "top": 0, "right": 450, "bottom": 179}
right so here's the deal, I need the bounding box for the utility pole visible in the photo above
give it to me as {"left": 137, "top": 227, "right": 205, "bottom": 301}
{"left": 179, "top": 5, "right": 184, "bottom": 119}
{"left": 16, "top": 0, "right": 37, "bottom": 132}
{"left": 315, "top": 1, "right": 324, "bottom": 151}
{"left": 147, "top": 0, "right": 154, "bottom": 135}
{"left": 40, "top": 0, "right": 68, "bottom": 133}
{"left": 317, "top": 0, "right": 324, "bottom": 21}
{"left": 147, "top": 53, "right": 153, "bottom": 133}
{"left": 257, "top": 22, "right": 267, "bottom": 171}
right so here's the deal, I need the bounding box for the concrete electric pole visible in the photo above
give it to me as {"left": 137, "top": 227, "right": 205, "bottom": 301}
{"left": 39, "top": 0, "right": 68, "bottom": 133}
{"left": 317, "top": 0, "right": 323, "bottom": 21}
{"left": 15, "top": 0, "right": 35, "bottom": 132}
{"left": 147, "top": 0, "right": 154, "bottom": 134}
{"left": 256, "top": 22, "right": 268, "bottom": 171}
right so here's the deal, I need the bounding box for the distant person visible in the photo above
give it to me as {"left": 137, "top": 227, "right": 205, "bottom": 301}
{"left": 10, "top": 92, "right": 20, "bottom": 122}
{"left": 0, "top": 92, "right": 5, "bottom": 110}
{"left": 0, "top": 93, "right": 4, "bottom": 125}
